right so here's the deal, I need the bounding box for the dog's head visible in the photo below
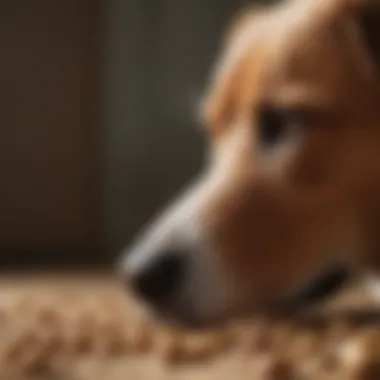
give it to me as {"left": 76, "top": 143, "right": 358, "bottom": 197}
{"left": 120, "top": 0, "right": 380, "bottom": 327}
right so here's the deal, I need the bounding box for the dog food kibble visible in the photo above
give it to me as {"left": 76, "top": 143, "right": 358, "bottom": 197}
{"left": 320, "top": 349, "right": 341, "bottom": 373}
{"left": 157, "top": 329, "right": 187, "bottom": 364}
{"left": 240, "top": 319, "right": 273, "bottom": 353}
{"left": 327, "top": 319, "right": 355, "bottom": 344}
{"left": 2, "top": 285, "right": 380, "bottom": 379}
{"left": 338, "top": 329, "right": 380, "bottom": 379}
{"left": 272, "top": 323, "right": 297, "bottom": 354}
{"left": 182, "top": 332, "right": 227, "bottom": 362}
{"left": 19, "top": 345, "right": 51, "bottom": 376}
{"left": 97, "top": 319, "right": 128, "bottom": 356}
{"left": 35, "top": 307, "right": 61, "bottom": 329}
{"left": 5, "top": 329, "right": 52, "bottom": 376}
{"left": 94, "top": 316, "right": 131, "bottom": 357}
{"left": 290, "top": 331, "right": 320, "bottom": 361}
{"left": 129, "top": 321, "right": 154, "bottom": 354}
{"left": 298, "top": 356, "right": 325, "bottom": 378}
{"left": 73, "top": 313, "right": 99, "bottom": 354}
{"left": 260, "top": 357, "right": 294, "bottom": 380}
{"left": 37, "top": 325, "right": 63, "bottom": 356}
{"left": 6, "top": 330, "right": 38, "bottom": 363}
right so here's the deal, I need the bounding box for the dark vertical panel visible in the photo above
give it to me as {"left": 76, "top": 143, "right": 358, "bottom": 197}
{"left": 105, "top": 0, "right": 155, "bottom": 256}
{"left": 0, "top": 0, "right": 102, "bottom": 265}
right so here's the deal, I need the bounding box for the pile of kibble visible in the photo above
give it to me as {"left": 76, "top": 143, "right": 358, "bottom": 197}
{"left": 0, "top": 281, "right": 379, "bottom": 380}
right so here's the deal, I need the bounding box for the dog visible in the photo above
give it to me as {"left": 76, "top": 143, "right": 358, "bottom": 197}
{"left": 120, "top": 0, "right": 380, "bottom": 328}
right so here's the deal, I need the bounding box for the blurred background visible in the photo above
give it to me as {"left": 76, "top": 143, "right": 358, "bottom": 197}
{"left": 1, "top": 4, "right": 380, "bottom": 380}
{"left": 0, "top": 0, "right": 271, "bottom": 269}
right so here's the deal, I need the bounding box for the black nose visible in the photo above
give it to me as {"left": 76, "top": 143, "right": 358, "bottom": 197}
{"left": 130, "top": 252, "right": 186, "bottom": 302}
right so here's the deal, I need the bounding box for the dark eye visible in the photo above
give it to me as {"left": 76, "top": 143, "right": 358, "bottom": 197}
{"left": 259, "top": 107, "right": 287, "bottom": 146}
{"left": 258, "top": 106, "right": 311, "bottom": 147}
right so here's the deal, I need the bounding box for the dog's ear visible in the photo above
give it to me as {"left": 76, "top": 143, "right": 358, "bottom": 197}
{"left": 224, "top": 5, "right": 263, "bottom": 44}
{"left": 201, "top": 7, "right": 263, "bottom": 131}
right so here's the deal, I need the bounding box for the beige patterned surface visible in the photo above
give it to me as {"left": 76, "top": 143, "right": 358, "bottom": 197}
{"left": 0, "top": 273, "right": 379, "bottom": 380}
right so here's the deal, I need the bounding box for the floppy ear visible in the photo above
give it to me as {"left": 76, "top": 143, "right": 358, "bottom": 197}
{"left": 201, "top": 6, "right": 262, "bottom": 131}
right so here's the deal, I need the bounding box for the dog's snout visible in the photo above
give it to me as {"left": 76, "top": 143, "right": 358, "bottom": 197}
{"left": 127, "top": 251, "right": 186, "bottom": 302}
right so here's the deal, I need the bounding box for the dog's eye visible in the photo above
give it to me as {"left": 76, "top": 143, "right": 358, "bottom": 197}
{"left": 258, "top": 106, "right": 310, "bottom": 146}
